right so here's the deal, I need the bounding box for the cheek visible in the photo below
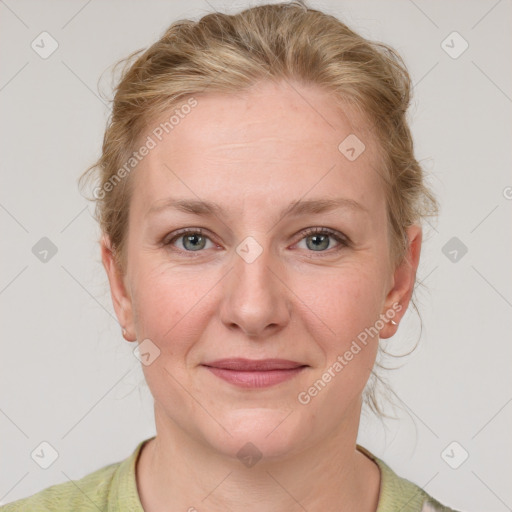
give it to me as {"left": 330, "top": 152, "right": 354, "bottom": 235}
{"left": 291, "top": 262, "right": 385, "bottom": 400}
{"left": 130, "top": 261, "right": 219, "bottom": 348}
{"left": 293, "top": 263, "right": 385, "bottom": 341}
{"left": 301, "top": 274, "right": 382, "bottom": 398}
{"left": 129, "top": 267, "right": 216, "bottom": 403}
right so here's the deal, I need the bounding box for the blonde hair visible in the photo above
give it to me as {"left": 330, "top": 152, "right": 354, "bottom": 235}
{"left": 80, "top": 0, "right": 438, "bottom": 416}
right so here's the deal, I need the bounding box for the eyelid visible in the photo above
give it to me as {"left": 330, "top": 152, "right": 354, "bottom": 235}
{"left": 163, "top": 227, "right": 218, "bottom": 250}
{"left": 162, "top": 226, "right": 350, "bottom": 255}
{"left": 293, "top": 226, "right": 350, "bottom": 253}
{"left": 163, "top": 227, "right": 207, "bottom": 245}
{"left": 298, "top": 226, "right": 349, "bottom": 244}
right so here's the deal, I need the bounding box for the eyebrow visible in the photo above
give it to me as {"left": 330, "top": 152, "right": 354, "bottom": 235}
{"left": 147, "top": 196, "right": 368, "bottom": 221}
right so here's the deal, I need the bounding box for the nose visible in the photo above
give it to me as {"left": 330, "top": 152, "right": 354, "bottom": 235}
{"left": 219, "top": 243, "right": 291, "bottom": 338}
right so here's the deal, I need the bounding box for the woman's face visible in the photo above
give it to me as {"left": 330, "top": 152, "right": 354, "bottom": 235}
{"left": 103, "top": 80, "right": 421, "bottom": 460}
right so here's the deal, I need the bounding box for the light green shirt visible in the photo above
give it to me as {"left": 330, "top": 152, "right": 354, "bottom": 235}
{"left": 1, "top": 437, "right": 460, "bottom": 511}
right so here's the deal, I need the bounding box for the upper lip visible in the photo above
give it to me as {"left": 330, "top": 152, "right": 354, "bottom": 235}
{"left": 202, "top": 358, "right": 307, "bottom": 371}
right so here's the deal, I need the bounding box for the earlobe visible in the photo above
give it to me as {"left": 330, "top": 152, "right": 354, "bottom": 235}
{"left": 100, "top": 234, "right": 136, "bottom": 342}
{"left": 380, "top": 224, "right": 422, "bottom": 340}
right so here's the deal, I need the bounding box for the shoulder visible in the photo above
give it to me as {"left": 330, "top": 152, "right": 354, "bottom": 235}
{"left": 0, "top": 462, "right": 118, "bottom": 512}
{"left": 357, "top": 445, "right": 463, "bottom": 512}
{"left": 0, "top": 439, "right": 149, "bottom": 512}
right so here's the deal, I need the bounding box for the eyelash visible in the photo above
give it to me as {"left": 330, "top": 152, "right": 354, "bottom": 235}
{"left": 162, "top": 227, "right": 350, "bottom": 257}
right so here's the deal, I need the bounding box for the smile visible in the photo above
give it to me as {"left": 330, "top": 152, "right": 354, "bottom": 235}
{"left": 201, "top": 358, "right": 308, "bottom": 388}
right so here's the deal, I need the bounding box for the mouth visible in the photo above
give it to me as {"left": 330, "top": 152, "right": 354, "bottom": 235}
{"left": 201, "top": 358, "right": 308, "bottom": 388}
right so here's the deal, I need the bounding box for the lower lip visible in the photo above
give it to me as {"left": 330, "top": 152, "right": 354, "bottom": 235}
{"left": 204, "top": 366, "right": 307, "bottom": 388}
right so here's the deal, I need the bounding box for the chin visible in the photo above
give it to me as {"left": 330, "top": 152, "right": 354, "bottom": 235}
{"left": 206, "top": 407, "right": 311, "bottom": 463}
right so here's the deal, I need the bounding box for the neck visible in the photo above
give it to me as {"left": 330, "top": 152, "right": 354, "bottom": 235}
{"left": 136, "top": 401, "right": 380, "bottom": 512}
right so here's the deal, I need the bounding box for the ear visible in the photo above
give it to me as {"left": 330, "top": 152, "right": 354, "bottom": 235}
{"left": 379, "top": 224, "right": 422, "bottom": 339}
{"left": 100, "top": 234, "right": 136, "bottom": 341}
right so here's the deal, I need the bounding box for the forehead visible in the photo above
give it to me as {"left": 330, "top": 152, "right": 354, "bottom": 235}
{"left": 131, "top": 80, "right": 385, "bottom": 217}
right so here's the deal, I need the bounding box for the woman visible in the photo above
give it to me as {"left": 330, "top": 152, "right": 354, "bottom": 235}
{"left": 2, "top": 1, "right": 462, "bottom": 511}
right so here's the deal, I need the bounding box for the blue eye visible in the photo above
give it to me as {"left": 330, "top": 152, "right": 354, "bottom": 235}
{"left": 163, "top": 227, "right": 349, "bottom": 256}
{"left": 296, "top": 227, "right": 348, "bottom": 253}
{"left": 165, "top": 228, "right": 215, "bottom": 252}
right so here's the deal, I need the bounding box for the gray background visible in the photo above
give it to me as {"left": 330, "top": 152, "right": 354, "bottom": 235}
{"left": 1, "top": 0, "right": 511, "bottom": 510}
